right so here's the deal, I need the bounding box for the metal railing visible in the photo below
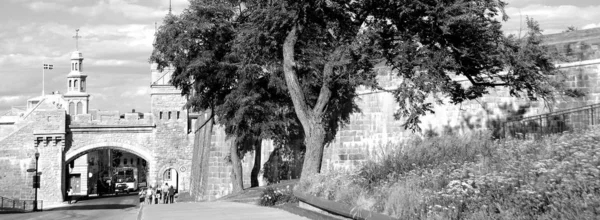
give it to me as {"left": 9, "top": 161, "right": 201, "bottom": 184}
{"left": 503, "top": 103, "right": 600, "bottom": 139}
{"left": 0, "top": 196, "right": 43, "bottom": 212}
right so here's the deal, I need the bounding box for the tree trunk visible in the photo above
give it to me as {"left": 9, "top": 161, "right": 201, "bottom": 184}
{"left": 250, "top": 138, "right": 261, "bottom": 187}
{"left": 300, "top": 121, "right": 326, "bottom": 177}
{"left": 230, "top": 139, "right": 244, "bottom": 193}
{"left": 283, "top": 26, "right": 330, "bottom": 179}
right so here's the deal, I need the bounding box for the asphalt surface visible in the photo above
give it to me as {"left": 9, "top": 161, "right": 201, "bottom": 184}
{"left": 0, "top": 194, "right": 140, "bottom": 220}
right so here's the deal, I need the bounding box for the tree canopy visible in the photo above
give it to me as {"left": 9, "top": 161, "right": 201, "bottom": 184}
{"left": 152, "top": 0, "right": 562, "bottom": 179}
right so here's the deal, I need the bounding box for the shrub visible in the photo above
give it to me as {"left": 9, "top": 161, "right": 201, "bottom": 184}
{"left": 258, "top": 186, "right": 298, "bottom": 206}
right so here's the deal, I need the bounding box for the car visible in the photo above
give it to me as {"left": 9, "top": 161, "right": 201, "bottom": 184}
{"left": 115, "top": 183, "right": 129, "bottom": 195}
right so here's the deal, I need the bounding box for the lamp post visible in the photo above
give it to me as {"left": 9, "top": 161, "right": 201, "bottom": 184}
{"left": 34, "top": 150, "right": 40, "bottom": 211}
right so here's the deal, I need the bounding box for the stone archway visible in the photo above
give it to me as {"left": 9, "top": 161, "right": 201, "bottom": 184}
{"left": 64, "top": 142, "right": 157, "bottom": 197}
{"left": 158, "top": 166, "right": 180, "bottom": 193}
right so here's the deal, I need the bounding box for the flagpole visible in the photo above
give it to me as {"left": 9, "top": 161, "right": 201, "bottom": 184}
{"left": 42, "top": 60, "right": 45, "bottom": 96}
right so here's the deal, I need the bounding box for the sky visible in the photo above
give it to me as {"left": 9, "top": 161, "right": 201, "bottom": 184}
{"left": 1, "top": 0, "right": 599, "bottom": 114}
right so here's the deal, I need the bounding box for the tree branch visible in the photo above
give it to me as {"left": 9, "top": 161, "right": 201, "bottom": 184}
{"left": 463, "top": 74, "right": 508, "bottom": 87}
{"left": 313, "top": 46, "right": 345, "bottom": 116}
{"left": 283, "top": 25, "right": 311, "bottom": 131}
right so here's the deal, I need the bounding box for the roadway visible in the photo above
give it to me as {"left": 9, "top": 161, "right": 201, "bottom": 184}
{"left": 0, "top": 194, "right": 140, "bottom": 220}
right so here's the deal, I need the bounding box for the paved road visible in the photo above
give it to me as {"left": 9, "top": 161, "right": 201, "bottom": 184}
{"left": 0, "top": 194, "right": 140, "bottom": 220}
{"left": 141, "top": 201, "right": 309, "bottom": 220}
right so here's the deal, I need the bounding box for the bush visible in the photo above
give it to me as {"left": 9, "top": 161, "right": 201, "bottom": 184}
{"left": 296, "top": 128, "right": 600, "bottom": 219}
{"left": 258, "top": 186, "right": 298, "bottom": 206}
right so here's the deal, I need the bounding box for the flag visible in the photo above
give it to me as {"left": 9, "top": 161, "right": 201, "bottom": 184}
{"left": 43, "top": 64, "right": 53, "bottom": 70}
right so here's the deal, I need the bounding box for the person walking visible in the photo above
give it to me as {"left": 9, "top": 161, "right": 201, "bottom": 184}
{"left": 67, "top": 186, "right": 73, "bottom": 204}
{"left": 155, "top": 186, "right": 161, "bottom": 204}
{"left": 168, "top": 185, "right": 175, "bottom": 204}
{"left": 145, "top": 187, "right": 153, "bottom": 205}
{"left": 162, "top": 183, "right": 169, "bottom": 204}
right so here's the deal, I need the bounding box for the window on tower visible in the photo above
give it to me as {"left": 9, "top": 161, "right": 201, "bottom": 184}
{"left": 74, "top": 80, "right": 78, "bottom": 89}
{"left": 177, "top": 111, "right": 180, "bottom": 119}
{"left": 159, "top": 112, "right": 163, "bottom": 120}
{"left": 168, "top": 112, "right": 171, "bottom": 120}
{"left": 69, "top": 80, "right": 72, "bottom": 89}
{"left": 79, "top": 63, "right": 82, "bottom": 71}
{"left": 77, "top": 102, "right": 83, "bottom": 115}
{"left": 69, "top": 102, "right": 75, "bottom": 115}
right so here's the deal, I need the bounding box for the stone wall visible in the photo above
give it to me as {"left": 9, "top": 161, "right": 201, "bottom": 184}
{"left": 321, "top": 28, "right": 600, "bottom": 172}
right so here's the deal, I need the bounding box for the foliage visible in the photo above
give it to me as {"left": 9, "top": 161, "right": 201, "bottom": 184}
{"left": 154, "top": 0, "right": 565, "bottom": 178}
{"left": 151, "top": 0, "right": 305, "bottom": 188}
{"left": 258, "top": 185, "right": 298, "bottom": 206}
{"left": 296, "top": 128, "right": 600, "bottom": 219}
{"left": 263, "top": 144, "right": 304, "bottom": 184}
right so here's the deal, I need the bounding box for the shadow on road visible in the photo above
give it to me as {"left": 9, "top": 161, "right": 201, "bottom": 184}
{"left": 47, "top": 204, "right": 137, "bottom": 211}
{"left": 80, "top": 193, "right": 138, "bottom": 201}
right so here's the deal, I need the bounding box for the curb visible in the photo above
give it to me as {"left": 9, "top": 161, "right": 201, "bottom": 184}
{"left": 293, "top": 191, "right": 397, "bottom": 220}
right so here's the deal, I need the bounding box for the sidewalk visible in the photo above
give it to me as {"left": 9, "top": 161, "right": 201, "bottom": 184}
{"left": 140, "top": 202, "right": 309, "bottom": 220}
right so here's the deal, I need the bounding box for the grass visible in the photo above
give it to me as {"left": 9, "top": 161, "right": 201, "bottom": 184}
{"left": 295, "top": 128, "right": 600, "bottom": 219}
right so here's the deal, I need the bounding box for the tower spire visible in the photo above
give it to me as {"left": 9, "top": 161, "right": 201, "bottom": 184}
{"left": 168, "top": 0, "right": 172, "bottom": 14}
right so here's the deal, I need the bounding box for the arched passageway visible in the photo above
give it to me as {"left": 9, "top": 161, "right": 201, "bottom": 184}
{"left": 64, "top": 143, "right": 155, "bottom": 199}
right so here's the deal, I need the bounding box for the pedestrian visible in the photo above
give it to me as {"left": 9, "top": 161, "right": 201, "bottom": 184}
{"left": 162, "top": 183, "right": 169, "bottom": 204}
{"left": 155, "top": 187, "right": 161, "bottom": 204}
{"left": 146, "top": 187, "right": 153, "bottom": 205}
{"left": 67, "top": 186, "right": 73, "bottom": 204}
{"left": 168, "top": 185, "right": 175, "bottom": 204}
{"left": 139, "top": 188, "right": 146, "bottom": 203}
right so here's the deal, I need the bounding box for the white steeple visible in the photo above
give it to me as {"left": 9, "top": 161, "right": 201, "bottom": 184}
{"left": 64, "top": 29, "right": 90, "bottom": 116}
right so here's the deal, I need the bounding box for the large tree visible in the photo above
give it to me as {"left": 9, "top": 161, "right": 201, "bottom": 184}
{"left": 235, "top": 0, "right": 559, "bottom": 178}
{"left": 151, "top": 0, "right": 304, "bottom": 191}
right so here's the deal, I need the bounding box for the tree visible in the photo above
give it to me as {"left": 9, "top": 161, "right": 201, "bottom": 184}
{"left": 235, "top": 0, "right": 559, "bottom": 178}
{"left": 151, "top": 0, "right": 304, "bottom": 192}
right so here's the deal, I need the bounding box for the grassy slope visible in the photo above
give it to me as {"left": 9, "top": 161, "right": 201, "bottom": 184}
{"left": 296, "top": 128, "right": 600, "bottom": 219}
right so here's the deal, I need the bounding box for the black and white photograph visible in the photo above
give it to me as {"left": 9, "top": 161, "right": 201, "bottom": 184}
{"left": 1, "top": 0, "right": 599, "bottom": 219}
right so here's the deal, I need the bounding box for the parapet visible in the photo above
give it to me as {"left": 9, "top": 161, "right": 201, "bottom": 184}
{"left": 70, "top": 110, "right": 153, "bottom": 126}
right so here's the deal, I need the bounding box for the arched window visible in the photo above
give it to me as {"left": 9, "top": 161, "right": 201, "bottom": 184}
{"left": 75, "top": 62, "right": 78, "bottom": 71}
{"left": 168, "top": 112, "right": 172, "bottom": 120}
{"left": 177, "top": 111, "right": 180, "bottom": 119}
{"left": 159, "top": 111, "right": 163, "bottom": 119}
{"left": 81, "top": 80, "right": 85, "bottom": 91}
{"left": 79, "top": 63, "right": 82, "bottom": 72}
{"left": 74, "top": 80, "right": 78, "bottom": 89}
{"left": 77, "top": 102, "right": 83, "bottom": 115}
{"left": 69, "top": 80, "right": 72, "bottom": 90}
{"left": 69, "top": 102, "right": 75, "bottom": 115}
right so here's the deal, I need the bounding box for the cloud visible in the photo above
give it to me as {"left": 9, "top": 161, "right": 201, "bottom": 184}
{"left": 26, "top": 2, "right": 63, "bottom": 12}
{"left": 89, "top": 59, "right": 146, "bottom": 67}
{"left": 582, "top": 23, "right": 600, "bottom": 30}
{"left": 69, "top": 0, "right": 167, "bottom": 21}
{"left": 502, "top": 4, "right": 600, "bottom": 35}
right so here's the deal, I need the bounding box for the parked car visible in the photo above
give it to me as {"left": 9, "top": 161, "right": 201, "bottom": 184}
{"left": 115, "top": 183, "right": 129, "bottom": 195}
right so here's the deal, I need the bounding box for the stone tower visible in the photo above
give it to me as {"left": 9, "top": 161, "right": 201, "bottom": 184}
{"left": 63, "top": 51, "right": 89, "bottom": 115}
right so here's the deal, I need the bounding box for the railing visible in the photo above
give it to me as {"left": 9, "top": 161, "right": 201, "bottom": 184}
{"left": 0, "top": 196, "right": 43, "bottom": 212}
{"left": 503, "top": 103, "right": 600, "bottom": 139}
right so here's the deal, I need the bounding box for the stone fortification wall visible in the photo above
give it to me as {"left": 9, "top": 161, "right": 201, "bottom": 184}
{"left": 322, "top": 28, "right": 600, "bottom": 172}
{"left": 71, "top": 110, "right": 153, "bottom": 126}
{"left": 0, "top": 106, "right": 66, "bottom": 204}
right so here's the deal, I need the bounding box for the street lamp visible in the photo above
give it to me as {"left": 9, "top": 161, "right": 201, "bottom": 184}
{"left": 34, "top": 149, "right": 40, "bottom": 211}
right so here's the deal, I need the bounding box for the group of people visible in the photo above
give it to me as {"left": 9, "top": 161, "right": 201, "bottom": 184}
{"left": 140, "top": 183, "right": 176, "bottom": 204}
